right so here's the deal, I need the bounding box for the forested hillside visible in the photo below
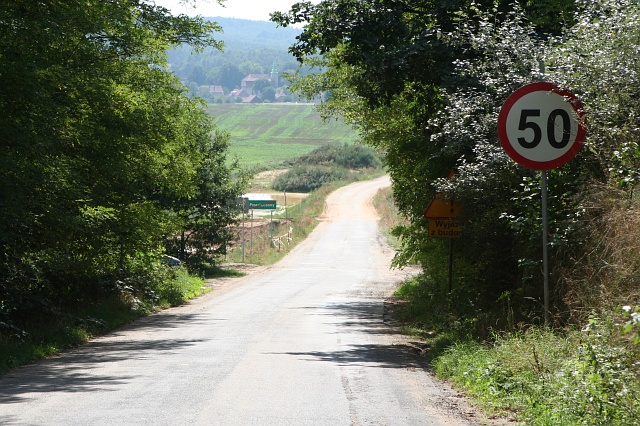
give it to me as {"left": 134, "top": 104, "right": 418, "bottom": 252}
{"left": 167, "top": 17, "right": 303, "bottom": 97}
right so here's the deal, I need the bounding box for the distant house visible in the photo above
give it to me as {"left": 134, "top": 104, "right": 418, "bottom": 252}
{"left": 243, "top": 95, "right": 260, "bottom": 104}
{"left": 241, "top": 74, "right": 271, "bottom": 95}
{"left": 229, "top": 88, "right": 248, "bottom": 98}
{"left": 209, "top": 85, "right": 224, "bottom": 97}
{"left": 235, "top": 64, "right": 283, "bottom": 98}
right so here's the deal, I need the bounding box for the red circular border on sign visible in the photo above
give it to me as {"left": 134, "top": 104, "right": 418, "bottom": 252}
{"left": 497, "top": 82, "right": 586, "bottom": 170}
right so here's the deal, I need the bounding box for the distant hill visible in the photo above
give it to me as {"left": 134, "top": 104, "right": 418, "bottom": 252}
{"left": 209, "top": 17, "right": 302, "bottom": 51}
{"left": 167, "top": 17, "right": 302, "bottom": 86}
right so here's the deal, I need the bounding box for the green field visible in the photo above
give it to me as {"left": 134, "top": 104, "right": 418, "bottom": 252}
{"left": 207, "top": 103, "right": 360, "bottom": 167}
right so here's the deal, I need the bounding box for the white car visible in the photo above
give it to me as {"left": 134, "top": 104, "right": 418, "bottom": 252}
{"left": 163, "top": 255, "right": 182, "bottom": 266}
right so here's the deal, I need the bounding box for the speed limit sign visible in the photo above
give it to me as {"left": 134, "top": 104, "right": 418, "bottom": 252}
{"left": 498, "top": 82, "right": 586, "bottom": 170}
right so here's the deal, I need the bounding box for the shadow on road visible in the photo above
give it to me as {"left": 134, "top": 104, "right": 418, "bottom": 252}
{"left": 0, "top": 312, "right": 216, "bottom": 404}
{"left": 279, "top": 300, "right": 432, "bottom": 371}
{"left": 276, "top": 341, "right": 431, "bottom": 371}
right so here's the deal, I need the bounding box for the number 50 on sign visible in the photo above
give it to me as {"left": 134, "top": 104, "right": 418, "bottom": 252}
{"left": 498, "top": 82, "right": 586, "bottom": 170}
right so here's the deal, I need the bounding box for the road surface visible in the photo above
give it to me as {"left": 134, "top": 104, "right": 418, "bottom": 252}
{"left": 0, "top": 176, "right": 487, "bottom": 425}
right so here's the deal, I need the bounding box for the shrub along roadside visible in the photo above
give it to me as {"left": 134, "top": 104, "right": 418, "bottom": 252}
{"left": 374, "top": 187, "right": 640, "bottom": 425}
{"left": 432, "top": 318, "right": 640, "bottom": 425}
{"left": 272, "top": 143, "right": 383, "bottom": 193}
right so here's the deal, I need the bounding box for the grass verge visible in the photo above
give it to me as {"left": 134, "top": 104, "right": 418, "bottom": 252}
{"left": 372, "top": 185, "right": 404, "bottom": 249}
{"left": 432, "top": 320, "right": 640, "bottom": 425}
{"left": 390, "top": 273, "right": 640, "bottom": 425}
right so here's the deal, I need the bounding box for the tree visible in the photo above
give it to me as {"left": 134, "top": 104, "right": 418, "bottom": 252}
{"left": 189, "top": 65, "right": 210, "bottom": 85}
{"left": 252, "top": 78, "right": 273, "bottom": 96}
{"left": 272, "top": 1, "right": 580, "bottom": 324}
{"left": 212, "top": 63, "right": 245, "bottom": 90}
{"left": 163, "top": 128, "right": 249, "bottom": 268}
{"left": 0, "top": 0, "right": 243, "bottom": 327}
{"left": 239, "top": 61, "right": 264, "bottom": 75}
{"left": 261, "top": 86, "right": 277, "bottom": 102}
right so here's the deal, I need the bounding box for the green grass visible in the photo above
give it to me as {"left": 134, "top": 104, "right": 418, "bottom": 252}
{"left": 155, "top": 268, "right": 210, "bottom": 307}
{"left": 201, "top": 263, "right": 246, "bottom": 279}
{"left": 388, "top": 273, "right": 640, "bottom": 425}
{"left": 229, "top": 140, "right": 322, "bottom": 168}
{"left": 432, "top": 324, "right": 640, "bottom": 425}
{"left": 389, "top": 273, "right": 640, "bottom": 425}
{"left": 207, "top": 103, "right": 359, "bottom": 167}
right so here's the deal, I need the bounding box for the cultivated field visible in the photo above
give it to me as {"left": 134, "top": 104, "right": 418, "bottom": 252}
{"left": 207, "top": 103, "right": 359, "bottom": 168}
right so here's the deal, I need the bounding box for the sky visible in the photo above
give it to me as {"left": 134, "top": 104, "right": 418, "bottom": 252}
{"left": 153, "top": 0, "right": 307, "bottom": 22}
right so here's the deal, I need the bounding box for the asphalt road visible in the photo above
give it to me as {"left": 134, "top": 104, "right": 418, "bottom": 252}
{"left": 0, "top": 176, "right": 484, "bottom": 425}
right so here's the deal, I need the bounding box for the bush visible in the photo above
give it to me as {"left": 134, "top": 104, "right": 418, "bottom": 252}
{"left": 271, "top": 143, "right": 382, "bottom": 192}
{"left": 272, "top": 164, "right": 348, "bottom": 192}
{"left": 297, "top": 143, "right": 382, "bottom": 169}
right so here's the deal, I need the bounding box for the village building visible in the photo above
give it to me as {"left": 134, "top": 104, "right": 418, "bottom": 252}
{"left": 240, "top": 74, "right": 271, "bottom": 95}
{"left": 209, "top": 85, "right": 224, "bottom": 98}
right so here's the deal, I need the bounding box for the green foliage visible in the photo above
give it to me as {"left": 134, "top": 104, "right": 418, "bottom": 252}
{"left": 155, "top": 268, "right": 208, "bottom": 307}
{"left": 271, "top": 144, "right": 382, "bottom": 192}
{"left": 0, "top": 1, "right": 243, "bottom": 334}
{"left": 433, "top": 322, "right": 640, "bottom": 425}
{"left": 621, "top": 305, "right": 640, "bottom": 345}
{"left": 272, "top": 164, "right": 348, "bottom": 192}
{"left": 296, "top": 144, "right": 382, "bottom": 169}
{"left": 393, "top": 263, "right": 640, "bottom": 423}
{"left": 275, "top": 0, "right": 640, "bottom": 325}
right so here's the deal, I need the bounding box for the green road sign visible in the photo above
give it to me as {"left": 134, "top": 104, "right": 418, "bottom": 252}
{"left": 247, "top": 200, "right": 276, "bottom": 210}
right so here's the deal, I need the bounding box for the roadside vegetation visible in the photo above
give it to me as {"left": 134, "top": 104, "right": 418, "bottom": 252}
{"left": 0, "top": 2, "right": 246, "bottom": 374}
{"left": 272, "top": 144, "right": 382, "bottom": 192}
{"left": 225, "top": 144, "right": 385, "bottom": 265}
{"left": 275, "top": 0, "right": 640, "bottom": 424}
{"left": 372, "top": 186, "right": 404, "bottom": 250}
{"left": 375, "top": 173, "right": 640, "bottom": 425}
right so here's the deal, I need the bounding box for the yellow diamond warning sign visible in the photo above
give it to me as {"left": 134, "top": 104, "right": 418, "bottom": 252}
{"left": 424, "top": 196, "right": 462, "bottom": 219}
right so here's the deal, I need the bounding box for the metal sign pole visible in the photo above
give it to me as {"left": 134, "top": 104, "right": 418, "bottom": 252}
{"left": 541, "top": 170, "right": 550, "bottom": 325}
{"left": 242, "top": 211, "right": 245, "bottom": 262}
{"left": 448, "top": 196, "right": 454, "bottom": 292}
{"left": 448, "top": 238, "right": 453, "bottom": 293}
